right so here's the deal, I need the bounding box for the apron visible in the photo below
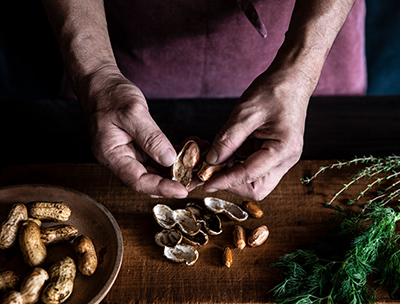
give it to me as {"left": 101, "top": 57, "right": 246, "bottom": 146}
{"left": 99, "top": 0, "right": 366, "bottom": 98}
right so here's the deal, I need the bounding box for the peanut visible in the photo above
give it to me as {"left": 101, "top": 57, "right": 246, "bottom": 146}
{"left": 41, "top": 256, "right": 76, "bottom": 304}
{"left": 182, "top": 141, "right": 201, "bottom": 170}
{"left": 197, "top": 162, "right": 226, "bottom": 182}
{"left": 26, "top": 218, "right": 42, "bottom": 228}
{"left": 2, "top": 268, "right": 49, "bottom": 304}
{"left": 28, "top": 202, "right": 71, "bottom": 222}
{"left": 0, "top": 270, "right": 22, "bottom": 292}
{"left": 222, "top": 247, "right": 232, "bottom": 268}
{"left": 1, "top": 290, "right": 23, "bottom": 304}
{"left": 20, "top": 268, "right": 49, "bottom": 304}
{"left": 41, "top": 225, "right": 78, "bottom": 246}
{"left": 172, "top": 140, "right": 202, "bottom": 189}
{"left": 248, "top": 225, "right": 269, "bottom": 247}
{"left": 19, "top": 221, "right": 47, "bottom": 267}
{"left": 73, "top": 235, "right": 98, "bottom": 276}
{"left": 243, "top": 201, "right": 264, "bottom": 218}
{"left": 233, "top": 225, "right": 246, "bottom": 250}
{"left": 0, "top": 203, "right": 28, "bottom": 249}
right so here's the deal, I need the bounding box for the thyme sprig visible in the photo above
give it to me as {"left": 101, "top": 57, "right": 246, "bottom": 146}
{"left": 272, "top": 156, "right": 400, "bottom": 304}
{"left": 301, "top": 155, "right": 400, "bottom": 208}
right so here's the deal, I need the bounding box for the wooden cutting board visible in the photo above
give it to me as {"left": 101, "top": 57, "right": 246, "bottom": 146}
{"left": 0, "top": 162, "right": 399, "bottom": 303}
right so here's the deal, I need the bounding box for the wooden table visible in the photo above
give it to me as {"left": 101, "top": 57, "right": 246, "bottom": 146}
{"left": 0, "top": 161, "right": 399, "bottom": 303}
{"left": 1, "top": 96, "right": 400, "bottom": 302}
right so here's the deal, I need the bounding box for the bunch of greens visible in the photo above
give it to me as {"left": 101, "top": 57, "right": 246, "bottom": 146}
{"left": 272, "top": 156, "right": 400, "bottom": 304}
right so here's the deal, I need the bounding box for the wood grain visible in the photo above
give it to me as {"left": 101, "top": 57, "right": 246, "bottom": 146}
{"left": 0, "top": 162, "right": 399, "bottom": 303}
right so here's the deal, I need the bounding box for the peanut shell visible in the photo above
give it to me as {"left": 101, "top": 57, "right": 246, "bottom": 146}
{"left": 0, "top": 203, "right": 28, "bottom": 249}
{"left": 41, "top": 256, "right": 76, "bottom": 304}
{"left": 19, "top": 221, "right": 47, "bottom": 267}
{"left": 73, "top": 235, "right": 98, "bottom": 276}
{"left": 0, "top": 270, "right": 22, "bottom": 292}
{"left": 28, "top": 202, "right": 71, "bottom": 222}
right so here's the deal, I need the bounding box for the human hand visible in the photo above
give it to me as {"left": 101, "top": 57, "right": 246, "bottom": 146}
{"left": 203, "top": 70, "right": 311, "bottom": 201}
{"left": 80, "top": 71, "right": 188, "bottom": 198}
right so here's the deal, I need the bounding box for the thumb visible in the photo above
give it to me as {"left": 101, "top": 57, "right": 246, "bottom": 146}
{"left": 206, "top": 113, "right": 258, "bottom": 165}
{"left": 126, "top": 108, "right": 176, "bottom": 167}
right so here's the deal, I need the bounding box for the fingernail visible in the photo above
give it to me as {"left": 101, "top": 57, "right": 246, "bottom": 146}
{"left": 159, "top": 148, "right": 176, "bottom": 167}
{"left": 205, "top": 188, "right": 218, "bottom": 193}
{"left": 173, "top": 192, "right": 188, "bottom": 199}
{"left": 195, "top": 182, "right": 205, "bottom": 189}
{"left": 206, "top": 148, "right": 219, "bottom": 165}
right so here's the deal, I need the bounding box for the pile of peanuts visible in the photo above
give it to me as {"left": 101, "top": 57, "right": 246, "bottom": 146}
{"left": 0, "top": 202, "right": 97, "bottom": 304}
{"left": 222, "top": 201, "right": 269, "bottom": 268}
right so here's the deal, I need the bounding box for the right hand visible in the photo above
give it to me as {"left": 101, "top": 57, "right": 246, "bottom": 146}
{"left": 79, "top": 70, "right": 188, "bottom": 198}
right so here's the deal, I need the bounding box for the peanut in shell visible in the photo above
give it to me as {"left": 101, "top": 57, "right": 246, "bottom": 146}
{"left": 73, "top": 235, "right": 98, "bottom": 276}
{"left": 41, "top": 225, "right": 79, "bottom": 246}
{"left": 28, "top": 202, "right": 71, "bottom": 222}
{"left": 0, "top": 270, "right": 22, "bottom": 292}
{"left": 0, "top": 203, "right": 28, "bottom": 249}
{"left": 41, "top": 256, "right": 76, "bottom": 304}
{"left": 19, "top": 221, "right": 47, "bottom": 267}
{"left": 1, "top": 268, "right": 49, "bottom": 304}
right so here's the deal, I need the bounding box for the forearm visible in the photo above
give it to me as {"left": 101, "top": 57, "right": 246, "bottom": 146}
{"left": 268, "top": 0, "right": 357, "bottom": 97}
{"left": 41, "top": 0, "right": 120, "bottom": 99}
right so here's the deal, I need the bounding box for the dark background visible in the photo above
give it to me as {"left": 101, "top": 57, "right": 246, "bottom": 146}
{"left": 1, "top": 0, "right": 399, "bottom": 99}
{"left": 0, "top": 0, "right": 399, "bottom": 164}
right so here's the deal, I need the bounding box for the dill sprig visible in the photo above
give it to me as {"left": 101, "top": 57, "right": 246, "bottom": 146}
{"left": 272, "top": 205, "right": 400, "bottom": 304}
{"left": 272, "top": 156, "right": 400, "bottom": 304}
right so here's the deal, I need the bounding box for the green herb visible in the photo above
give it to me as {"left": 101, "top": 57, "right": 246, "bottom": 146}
{"left": 272, "top": 156, "right": 400, "bottom": 304}
{"left": 301, "top": 155, "right": 400, "bottom": 209}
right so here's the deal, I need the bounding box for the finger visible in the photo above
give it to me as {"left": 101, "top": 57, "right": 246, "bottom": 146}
{"left": 116, "top": 102, "right": 177, "bottom": 167}
{"left": 103, "top": 144, "right": 188, "bottom": 198}
{"left": 221, "top": 165, "right": 290, "bottom": 201}
{"left": 205, "top": 131, "right": 302, "bottom": 191}
{"left": 204, "top": 144, "right": 279, "bottom": 191}
{"left": 206, "top": 107, "right": 263, "bottom": 165}
{"left": 187, "top": 176, "right": 204, "bottom": 191}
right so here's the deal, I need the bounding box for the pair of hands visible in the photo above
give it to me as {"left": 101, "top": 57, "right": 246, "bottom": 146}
{"left": 82, "top": 67, "right": 309, "bottom": 201}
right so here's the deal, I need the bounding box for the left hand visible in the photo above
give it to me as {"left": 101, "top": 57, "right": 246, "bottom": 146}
{"left": 203, "top": 70, "right": 310, "bottom": 201}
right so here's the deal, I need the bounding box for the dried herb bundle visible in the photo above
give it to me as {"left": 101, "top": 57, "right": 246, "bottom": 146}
{"left": 272, "top": 155, "right": 400, "bottom": 304}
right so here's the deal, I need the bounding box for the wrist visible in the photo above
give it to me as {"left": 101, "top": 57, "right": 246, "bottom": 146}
{"left": 269, "top": 38, "right": 325, "bottom": 98}
{"left": 71, "top": 64, "right": 124, "bottom": 114}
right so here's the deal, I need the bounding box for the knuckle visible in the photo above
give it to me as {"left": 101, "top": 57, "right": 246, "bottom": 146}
{"left": 224, "top": 163, "right": 255, "bottom": 188}
{"left": 141, "top": 130, "right": 166, "bottom": 153}
{"left": 215, "top": 129, "right": 237, "bottom": 153}
{"left": 118, "top": 101, "right": 146, "bottom": 121}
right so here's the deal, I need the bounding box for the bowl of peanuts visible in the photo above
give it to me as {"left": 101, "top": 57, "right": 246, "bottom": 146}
{"left": 0, "top": 184, "right": 123, "bottom": 304}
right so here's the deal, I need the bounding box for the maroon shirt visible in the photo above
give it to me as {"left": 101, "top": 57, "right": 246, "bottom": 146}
{"left": 100, "top": 0, "right": 366, "bottom": 98}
